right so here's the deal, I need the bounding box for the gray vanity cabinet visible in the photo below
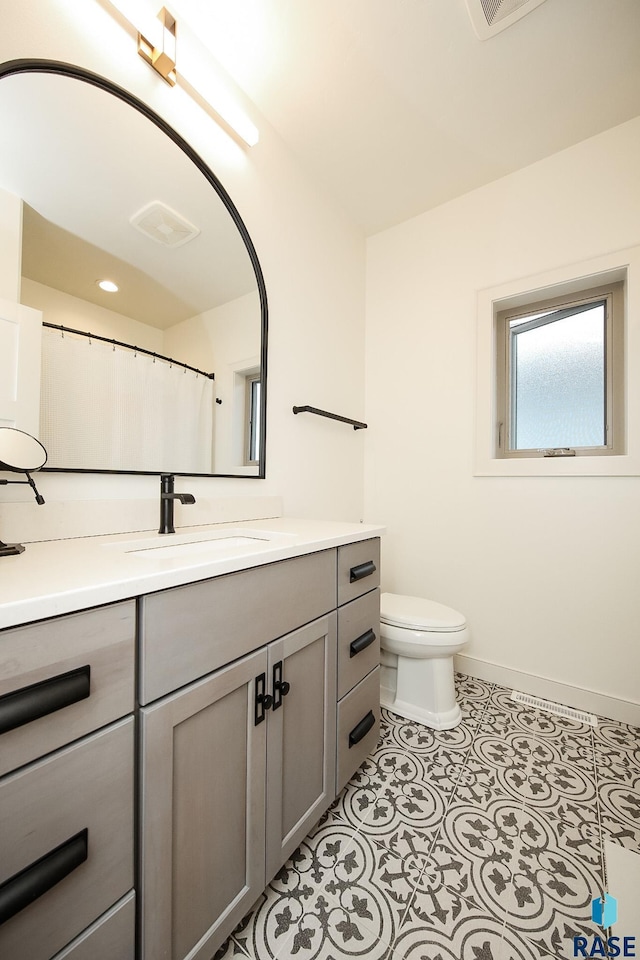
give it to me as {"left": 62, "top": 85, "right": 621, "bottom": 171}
{"left": 138, "top": 553, "right": 338, "bottom": 960}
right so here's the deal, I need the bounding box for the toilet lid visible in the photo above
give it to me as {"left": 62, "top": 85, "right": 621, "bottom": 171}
{"left": 380, "top": 592, "right": 466, "bottom": 632}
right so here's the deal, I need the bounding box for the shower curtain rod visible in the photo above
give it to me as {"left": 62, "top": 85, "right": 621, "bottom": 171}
{"left": 42, "top": 322, "right": 215, "bottom": 380}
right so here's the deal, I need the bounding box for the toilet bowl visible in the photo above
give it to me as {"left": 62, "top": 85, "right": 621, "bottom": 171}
{"left": 379, "top": 592, "right": 470, "bottom": 730}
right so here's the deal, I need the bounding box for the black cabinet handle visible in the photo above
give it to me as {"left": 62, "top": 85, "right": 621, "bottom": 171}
{"left": 348, "top": 710, "right": 376, "bottom": 748}
{"left": 272, "top": 661, "right": 291, "bottom": 711}
{"left": 349, "top": 561, "right": 376, "bottom": 584}
{"left": 254, "top": 673, "right": 273, "bottom": 725}
{"left": 0, "top": 665, "right": 91, "bottom": 736}
{"left": 0, "top": 828, "right": 88, "bottom": 926}
{"left": 349, "top": 629, "right": 376, "bottom": 658}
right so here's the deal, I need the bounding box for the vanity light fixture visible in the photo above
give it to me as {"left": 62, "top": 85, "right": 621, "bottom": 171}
{"left": 103, "top": 0, "right": 259, "bottom": 147}
{"left": 137, "top": 7, "right": 177, "bottom": 86}
{"left": 97, "top": 279, "right": 119, "bottom": 293}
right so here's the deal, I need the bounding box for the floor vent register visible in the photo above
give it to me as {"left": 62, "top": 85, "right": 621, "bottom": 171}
{"left": 510, "top": 690, "right": 598, "bottom": 727}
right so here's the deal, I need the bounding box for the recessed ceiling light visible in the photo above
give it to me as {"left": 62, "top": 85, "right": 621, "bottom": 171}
{"left": 97, "top": 279, "right": 119, "bottom": 293}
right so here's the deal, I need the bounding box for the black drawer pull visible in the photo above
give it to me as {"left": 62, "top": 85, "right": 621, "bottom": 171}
{"left": 0, "top": 828, "right": 88, "bottom": 926}
{"left": 349, "top": 629, "right": 376, "bottom": 658}
{"left": 0, "top": 665, "right": 91, "bottom": 736}
{"left": 349, "top": 561, "right": 376, "bottom": 583}
{"left": 348, "top": 710, "right": 376, "bottom": 748}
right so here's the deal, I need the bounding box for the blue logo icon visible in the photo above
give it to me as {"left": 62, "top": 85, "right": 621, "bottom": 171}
{"left": 592, "top": 894, "right": 618, "bottom": 928}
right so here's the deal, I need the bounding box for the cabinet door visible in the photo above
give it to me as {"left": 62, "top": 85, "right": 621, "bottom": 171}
{"left": 139, "top": 649, "right": 267, "bottom": 960}
{"left": 265, "top": 614, "right": 337, "bottom": 880}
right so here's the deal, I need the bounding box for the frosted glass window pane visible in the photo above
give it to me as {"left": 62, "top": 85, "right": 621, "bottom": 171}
{"left": 510, "top": 304, "right": 605, "bottom": 449}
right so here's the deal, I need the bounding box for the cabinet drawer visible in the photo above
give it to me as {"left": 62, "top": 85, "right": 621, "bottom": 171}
{"left": 336, "top": 667, "right": 380, "bottom": 794}
{"left": 139, "top": 549, "right": 337, "bottom": 704}
{"left": 0, "top": 602, "right": 135, "bottom": 777}
{"left": 337, "top": 589, "right": 380, "bottom": 700}
{"left": 337, "top": 539, "right": 380, "bottom": 606}
{"left": 0, "top": 718, "right": 134, "bottom": 960}
{"left": 52, "top": 892, "right": 135, "bottom": 960}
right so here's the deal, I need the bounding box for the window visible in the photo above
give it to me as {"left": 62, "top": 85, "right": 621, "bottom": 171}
{"left": 244, "top": 373, "right": 261, "bottom": 465}
{"left": 474, "top": 247, "right": 640, "bottom": 477}
{"left": 495, "top": 282, "right": 624, "bottom": 458}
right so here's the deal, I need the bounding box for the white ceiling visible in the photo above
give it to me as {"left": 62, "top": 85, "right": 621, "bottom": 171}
{"left": 169, "top": 0, "right": 640, "bottom": 235}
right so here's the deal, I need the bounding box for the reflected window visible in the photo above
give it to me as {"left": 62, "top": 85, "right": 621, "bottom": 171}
{"left": 245, "top": 373, "right": 261, "bottom": 465}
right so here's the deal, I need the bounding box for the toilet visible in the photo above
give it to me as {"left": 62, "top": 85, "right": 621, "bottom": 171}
{"left": 379, "top": 592, "right": 470, "bottom": 730}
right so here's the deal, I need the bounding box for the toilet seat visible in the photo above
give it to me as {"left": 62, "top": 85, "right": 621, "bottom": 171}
{"left": 380, "top": 592, "right": 466, "bottom": 633}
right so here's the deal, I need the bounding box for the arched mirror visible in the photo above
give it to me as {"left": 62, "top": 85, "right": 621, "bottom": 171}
{"left": 0, "top": 60, "right": 267, "bottom": 478}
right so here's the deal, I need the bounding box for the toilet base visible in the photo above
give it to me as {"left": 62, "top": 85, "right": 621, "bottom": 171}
{"left": 380, "top": 686, "right": 462, "bottom": 730}
{"left": 380, "top": 651, "right": 462, "bottom": 730}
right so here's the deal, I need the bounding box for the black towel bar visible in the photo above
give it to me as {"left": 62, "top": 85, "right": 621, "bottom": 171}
{"left": 292, "top": 406, "right": 367, "bottom": 430}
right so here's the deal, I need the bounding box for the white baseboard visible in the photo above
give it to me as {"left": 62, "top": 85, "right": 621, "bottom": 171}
{"left": 455, "top": 654, "right": 640, "bottom": 728}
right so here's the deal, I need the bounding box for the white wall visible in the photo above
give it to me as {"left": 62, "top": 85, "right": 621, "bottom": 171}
{"left": 164, "top": 292, "right": 261, "bottom": 474}
{"left": 365, "top": 117, "right": 640, "bottom": 708}
{"left": 0, "top": 1, "right": 366, "bottom": 522}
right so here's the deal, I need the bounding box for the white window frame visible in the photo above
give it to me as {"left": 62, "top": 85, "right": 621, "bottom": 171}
{"left": 495, "top": 282, "right": 624, "bottom": 459}
{"left": 474, "top": 246, "right": 640, "bottom": 477}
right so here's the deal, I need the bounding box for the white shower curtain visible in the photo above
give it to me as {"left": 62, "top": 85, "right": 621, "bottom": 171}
{"left": 40, "top": 327, "right": 214, "bottom": 473}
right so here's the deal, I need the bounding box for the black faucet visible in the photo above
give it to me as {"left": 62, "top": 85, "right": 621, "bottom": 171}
{"left": 159, "top": 474, "right": 196, "bottom": 534}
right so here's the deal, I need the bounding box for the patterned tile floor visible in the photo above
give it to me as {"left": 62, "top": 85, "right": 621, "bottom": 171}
{"left": 215, "top": 674, "right": 640, "bottom": 960}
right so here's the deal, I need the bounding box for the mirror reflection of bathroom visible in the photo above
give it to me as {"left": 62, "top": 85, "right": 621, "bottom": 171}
{"left": 0, "top": 68, "right": 266, "bottom": 478}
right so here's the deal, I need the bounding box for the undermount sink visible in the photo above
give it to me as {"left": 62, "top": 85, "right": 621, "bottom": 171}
{"left": 128, "top": 535, "right": 270, "bottom": 561}
{"left": 104, "top": 528, "right": 296, "bottom": 562}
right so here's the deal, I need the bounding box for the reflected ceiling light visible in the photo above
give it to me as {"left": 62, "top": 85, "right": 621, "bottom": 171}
{"left": 104, "top": 1, "right": 259, "bottom": 147}
{"left": 97, "top": 279, "right": 119, "bottom": 292}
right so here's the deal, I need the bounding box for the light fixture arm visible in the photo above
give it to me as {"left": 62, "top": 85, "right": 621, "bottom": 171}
{"left": 138, "top": 7, "right": 177, "bottom": 86}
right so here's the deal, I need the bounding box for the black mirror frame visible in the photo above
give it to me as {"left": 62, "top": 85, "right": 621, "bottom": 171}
{"left": 0, "top": 58, "right": 268, "bottom": 480}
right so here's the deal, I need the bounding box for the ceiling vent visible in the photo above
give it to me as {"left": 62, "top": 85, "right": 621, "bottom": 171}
{"left": 129, "top": 201, "right": 200, "bottom": 248}
{"left": 465, "top": 0, "right": 548, "bottom": 40}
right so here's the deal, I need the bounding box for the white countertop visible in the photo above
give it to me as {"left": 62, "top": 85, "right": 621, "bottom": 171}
{"left": 0, "top": 517, "right": 384, "bottom": 630}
